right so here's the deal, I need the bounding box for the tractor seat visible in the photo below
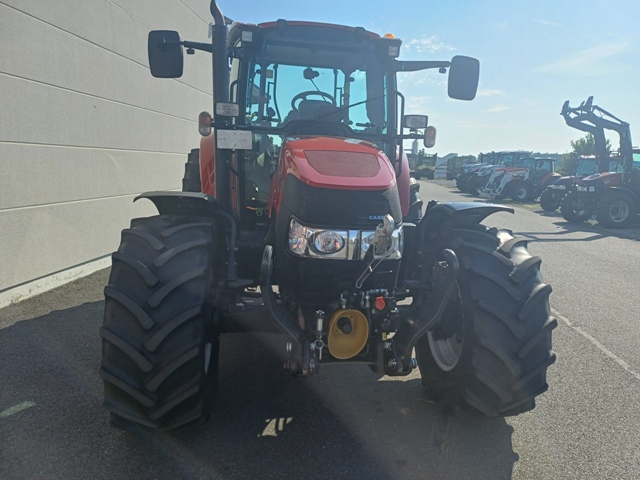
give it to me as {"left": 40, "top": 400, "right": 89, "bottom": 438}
{"left": 284, "top": 100, "right": 346, "bottom": 123}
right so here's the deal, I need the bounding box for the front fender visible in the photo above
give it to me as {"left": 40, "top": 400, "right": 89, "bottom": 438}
{"left": 400, "top": 202, "right": 513, "bottom": 284}
{"left": 134, "top": 191, "right": 219, "bottom": 217}
{"left": 419, "top": 201, "right": 513, "bottom": 232}
{"left": 135, "top": 191, "right": 243, "bottom": 283}
{"left": 603, "top": 186, "right": 639, "bottom": 203}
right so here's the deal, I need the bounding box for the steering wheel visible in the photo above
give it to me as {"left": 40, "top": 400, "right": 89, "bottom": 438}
{"left": 291, "top": 91, "right": 336, "bottom": 109}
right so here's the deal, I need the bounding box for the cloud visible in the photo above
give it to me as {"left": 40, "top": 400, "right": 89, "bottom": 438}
{"left": 403, "top": 36, "right": 455, "bottom": 54}
{"left": 404, "top": 96, "right": 433, "bottom": 113}
{"left": 397, "top": 70, "right": 445, "bottom": 89}
{"left": 476, "top": 89, "right": 505, "bottom": 97}
{"left": 535, "top": 43, "right": 628, "bottom": 75}
{"left": 487, "top": 104, "right": 510, "bottom": 113}
{"left": 533, "top": 19, "right": 562, "bottom": 27}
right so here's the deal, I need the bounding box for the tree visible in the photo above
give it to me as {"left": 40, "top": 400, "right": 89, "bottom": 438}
{"left": 559, "top": 133, "right": 611, "bottom": 175}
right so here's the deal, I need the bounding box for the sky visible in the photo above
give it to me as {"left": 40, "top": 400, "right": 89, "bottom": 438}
{"left": 217, "top": 0, "right": 640, "bottom": 157}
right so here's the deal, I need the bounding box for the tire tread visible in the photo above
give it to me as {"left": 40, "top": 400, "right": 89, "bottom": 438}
{"left": 101, "top": 215, "right": 219, "bottom": 431}
{"left": 416, "top": 224, "right": 556, "bottom": 418}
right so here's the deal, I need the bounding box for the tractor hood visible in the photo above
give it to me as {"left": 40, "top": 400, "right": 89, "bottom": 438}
{"left": 555, "top": 175, "right": 580, "bottom": 185}
{"left": 497, "top": 167, "right": 528, "bottom": 174}
{"left": 579, "top": 171, "right": 622, "bottom": 187}
{"left": 269, "top": 135, "right": 402, "bottom": 224}
{"left": 462, "top": 163, "right": 484, "bottom": 174}
{"left": 477, "top": 164, "right": 503, "bottom": 176}
{"left": 279, "top": 136, "right": 397, "bottom": 190}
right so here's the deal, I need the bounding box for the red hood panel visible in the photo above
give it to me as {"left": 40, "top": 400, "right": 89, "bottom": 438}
{"left": 305, "top": 150, "right": 380, "bottom": 177}
{"left": 582, "top": 171, "right": 622, "bottom": 186}
{"left": 281, "top": 137, "right": 396, "bottom": 190}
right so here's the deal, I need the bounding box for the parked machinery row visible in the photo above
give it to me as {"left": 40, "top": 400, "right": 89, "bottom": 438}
{"left": 452, "top": 98, "right": 639, "bottom": 229}
{"left": 455, "top": 151, "right": 560, "bottom": 202}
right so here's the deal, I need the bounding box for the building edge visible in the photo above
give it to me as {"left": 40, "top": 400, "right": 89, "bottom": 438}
{"left": 0, "top": 255, "right": 111, "bottom": 310}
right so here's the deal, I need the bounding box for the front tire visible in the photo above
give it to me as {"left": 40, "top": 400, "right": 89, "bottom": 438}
{"left": 595, "top": 191, "right": 637, "bottom": 228}
{"left": 466, "top": 174, "right": 484, "bottom": 196}
{"left": 467, "top": 181, "right": 480, "bottom": 196}
{"left": 415, "top": 224, "right": 556, "bottom": 417}
{"left": 101, "top": 215, "right": 221, "bottom": 430}
{"left": 540, "top": 189, "right": 563, "bottom": 211}
{"left": 510, "top": 181, "right": 532, "bottom": 202}
{"left": 456, "top": 176, "right": 468, "bottom": 192}
{"left": 560, "top": 192, "right": 595, "bottom": 222}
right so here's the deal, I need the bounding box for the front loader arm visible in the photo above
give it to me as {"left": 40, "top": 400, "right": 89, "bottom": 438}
{"left": 562, "top": 97, "right": 632, "bottom": 173}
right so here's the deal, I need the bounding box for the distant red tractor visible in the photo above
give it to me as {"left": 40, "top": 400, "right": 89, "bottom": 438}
{"left": 560, "top": 97, "right": 640, "bottom": 227}
{"left": 539, "top": 156, "right": 621, "bottom": 212}
{"left": 100, "top": 1, "right": 556, "bottom": 431}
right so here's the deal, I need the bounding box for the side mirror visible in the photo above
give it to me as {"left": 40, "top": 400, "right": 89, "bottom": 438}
{"left": 148, "top": 30, "right": 184, "bottom": 78}
{"left": 448, "top": 55, "right": 479, "bottom": 101}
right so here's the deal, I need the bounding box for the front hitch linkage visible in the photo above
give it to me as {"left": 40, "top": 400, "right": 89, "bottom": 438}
{"left": 386, "top": 248, "right": 460, "bottom": 375}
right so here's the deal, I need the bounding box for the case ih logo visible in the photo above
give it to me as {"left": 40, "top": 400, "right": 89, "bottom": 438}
{"left": 369, "top": 215, "right": 385, "bottom": 221}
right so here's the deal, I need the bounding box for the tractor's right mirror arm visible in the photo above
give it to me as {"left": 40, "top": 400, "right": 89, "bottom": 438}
{"left": 394, "top": 56, "right": 479, "bottom": 101}
{"left": 394, "top": 60, "right": 450, "bottom": 72}
{"left": 183, "top": 41, "right": 213, "bottom": 54}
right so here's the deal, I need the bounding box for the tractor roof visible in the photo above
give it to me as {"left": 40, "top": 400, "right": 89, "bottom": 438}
{"left": 228, "top": 20, "right": 400, "bottom": 70}
{"left": 229, "top": 20, "right": 383, "bottom": 40}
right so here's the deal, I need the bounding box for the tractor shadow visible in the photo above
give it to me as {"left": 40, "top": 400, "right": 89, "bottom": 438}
{"left": 520, "top": 208, "right": 640, "bottom": 243}
{"left": 447, "top": 190, "right": 640, "bottom": 243}
{"left": 0, "top": 273, "right": 518, "bottom": 480}
{"left": 164, "top": 333, "right": 519, "bottom": 480}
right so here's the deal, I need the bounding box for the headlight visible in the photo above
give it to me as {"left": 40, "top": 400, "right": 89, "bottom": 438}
{"left": 589, "top": 186, "right": 596, "bottom": 192}
{"left": 288, "top": 218, "right": 402, "bottom": 260}
{"left": 311, "top": 230, "right": 345, "bottom": 255}
{"left": 288, "top": 218, "right": 348, "bottom": 259}
{"left": 576, "top": 185, "right": 588, "bottom": 192}
{"left": 550, "top": 184, "right": 566, "bottom": 190}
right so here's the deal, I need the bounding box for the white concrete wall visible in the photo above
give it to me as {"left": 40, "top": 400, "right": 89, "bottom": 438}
{"left": 0, "top": 0, "right": 214, "bottom": 306}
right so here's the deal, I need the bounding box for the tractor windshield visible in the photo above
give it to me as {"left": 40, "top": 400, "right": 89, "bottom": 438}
{"left": 245, "top": 62, "right": 387, "bottom": 135}
{"left": 575, "top": 158, "right": 597, "bottom": 176}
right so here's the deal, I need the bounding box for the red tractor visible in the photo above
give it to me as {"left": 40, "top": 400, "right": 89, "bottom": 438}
{"left": 560, "top": 97, "right": 640, "bottom": 227}
{"left": 539, "top": 155, "right": 621, "bottom": 211}
{"left": 100, "top": 1, "right": 555, "bottom": 431}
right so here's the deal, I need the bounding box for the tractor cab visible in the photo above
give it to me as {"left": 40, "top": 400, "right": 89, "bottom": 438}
{"left": 222, "top": 21, "right": 478, "bottom": 228}
{"left": 147, "top": 19, "right": 478, "bottom": 231}
{"left": 227, "top": 21, "right": 397, "bottom": 226}
{"left": 160, "top": 19, "right": 480, "bottom": 284}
